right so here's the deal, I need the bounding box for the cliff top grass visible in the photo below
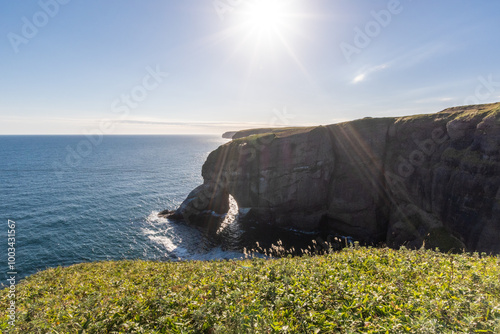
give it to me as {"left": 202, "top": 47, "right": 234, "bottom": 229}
{"left": 395, "top": 102, "right": 500, "bottom": 124}
{"left": 441, "top": 102, "right": 500, "bottom": 120}
{"left": 228, "top": 103, "right": 500, "bottom": 142}
{"left": 232, "top": 126, "right": 316, "bottom": 140}
{"left": 1, "top": 247, "right": 500, "bottom": 333}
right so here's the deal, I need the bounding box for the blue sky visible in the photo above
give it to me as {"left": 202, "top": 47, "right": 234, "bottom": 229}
{"left": 1, "top": 0, "right": 500, "bottom": 134}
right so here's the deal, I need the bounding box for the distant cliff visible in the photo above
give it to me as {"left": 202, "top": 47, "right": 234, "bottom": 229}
{"left": 165, "top": 103, "right": 500, "bottom": 253}
{"left": 222, "top": 131, "right": 238, "bottom": 139}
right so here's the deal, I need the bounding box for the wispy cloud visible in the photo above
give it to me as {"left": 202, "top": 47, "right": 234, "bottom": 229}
{"left": 0, "top": 116, "right": 276, "bottom": 128}
{"left": 352, "top": 63, "right": 389, "bottom": 84}
{"left": 0, "top": 116, "right": 286, "bottom": 135}
{"left": 350, "top": 42, "right": 453, "bottom": 85}
{"left": 396, "top": 43, "right": 451, "bottom": 69}
{"left": 383, "top": 42, "right": 454, "bottom": 72}
{"left": 114, "top": 119, "right": 280, "bottom": 128}
{"left": 414, "top": 96, "right": 454, "bottom": 104}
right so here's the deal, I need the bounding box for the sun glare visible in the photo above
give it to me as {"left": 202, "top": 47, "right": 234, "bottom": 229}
{"left": 232, "top": 0, "right": 302, "bottom": 61}
{"left": 244, "top": 1, "right": 287, "bottom": 34}
{"left": 213, "top": 0, "right": 311, "bottom": 79}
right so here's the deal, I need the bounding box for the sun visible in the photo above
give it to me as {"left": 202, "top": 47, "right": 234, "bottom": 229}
{"left": 213, "top": 0, "right": 310, "bottom": 77}
{"left": 232, "top": 0, "right": 300, "bottom": 61}
{"left": 243, "top": 0, "right": 288, "bottom": 35}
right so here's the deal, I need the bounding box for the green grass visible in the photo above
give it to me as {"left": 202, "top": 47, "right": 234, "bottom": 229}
{"left": 447, "top": 103, "right": 500, "bottom": 121}
{"left": 1, "top": 247, "right": 500, "bottom": 333}
{"left": 393, "top": 102, "right": 500, "bottom": 124}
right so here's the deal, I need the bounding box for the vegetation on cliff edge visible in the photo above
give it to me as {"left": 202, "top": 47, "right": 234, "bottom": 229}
{"left": 1, "top": 247, "right": 500, "bottom": 333}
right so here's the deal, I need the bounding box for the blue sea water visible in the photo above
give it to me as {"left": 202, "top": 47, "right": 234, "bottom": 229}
{"left": 0, "top": 135, "right": 245, "bottom": 284}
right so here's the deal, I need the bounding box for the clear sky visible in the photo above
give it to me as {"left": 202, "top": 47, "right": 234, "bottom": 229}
{"left": 1, "top": 0, "right": 500, "bottom": 135}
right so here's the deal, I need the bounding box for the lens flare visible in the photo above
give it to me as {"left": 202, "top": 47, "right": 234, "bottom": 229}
{"left": 244, "top": 0, "right": 287, "bottom": 34}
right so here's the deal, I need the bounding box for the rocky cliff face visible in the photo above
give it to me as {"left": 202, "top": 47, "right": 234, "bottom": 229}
{"left": 166, "top": 103, "right": 500, "bottom": 253}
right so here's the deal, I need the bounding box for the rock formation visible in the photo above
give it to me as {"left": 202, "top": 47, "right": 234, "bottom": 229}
{"left": 165, "top": 103, "right": 500, "bottom": 253}
{"left": 222, "top": 131, "right": 237, "bottom": 139}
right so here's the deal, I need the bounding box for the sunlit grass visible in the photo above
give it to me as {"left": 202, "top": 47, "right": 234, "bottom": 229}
{"left": 1, "top": 247, "right": 499, "bottom": 333}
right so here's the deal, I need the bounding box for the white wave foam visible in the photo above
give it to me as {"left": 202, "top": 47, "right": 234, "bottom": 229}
{"left": 140, "top": 228, "right": 158, "bottom": 236}
{"left": 148, "top": 235, "right": 189, "bottom": 258}
{"left": 143, "top": 209, "right": 245, "bottom": 261}
{"left": 146, "top": 211, "right": 169, "bottom": 224}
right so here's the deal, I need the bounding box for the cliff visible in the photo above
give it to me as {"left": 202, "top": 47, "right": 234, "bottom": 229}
{"left": 165, "top": 103, "right": 500, "bottom": 253}
{"left": 222, "top": 131, "right": 238, "bottom": 139}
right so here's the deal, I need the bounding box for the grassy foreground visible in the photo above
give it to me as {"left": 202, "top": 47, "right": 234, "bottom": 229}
{"left": 1, "top": 247, "right": 500, "bottom": 333}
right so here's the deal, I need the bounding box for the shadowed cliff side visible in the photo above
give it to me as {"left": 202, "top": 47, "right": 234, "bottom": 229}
{"left": 164, "top": 103, "right": 500, "bottom": 253}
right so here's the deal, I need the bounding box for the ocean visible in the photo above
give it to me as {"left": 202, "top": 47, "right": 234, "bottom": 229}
{"left": 0, "top": 135, "right": 249, "bottom": 284}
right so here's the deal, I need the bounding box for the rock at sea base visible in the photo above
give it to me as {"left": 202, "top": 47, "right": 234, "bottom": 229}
{"left": 163, "top": 103, "right": 500, "bottom": 253}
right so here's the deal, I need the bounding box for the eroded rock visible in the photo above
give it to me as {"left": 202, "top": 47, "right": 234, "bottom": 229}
{"left": 165, "top": 103, "right": 500, "bottom": 253}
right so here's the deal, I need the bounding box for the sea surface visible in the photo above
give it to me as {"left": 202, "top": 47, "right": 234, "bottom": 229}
{"left": 0, "top": 135, "right": 248, "bottom": 284}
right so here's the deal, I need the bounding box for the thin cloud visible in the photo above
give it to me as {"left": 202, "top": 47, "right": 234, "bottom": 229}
{"left": 352, "top": 64, "right": 389, "bottom": 84}
{"left": 386, "top": 42, "right": 453, "bottom": 71}
{"left": 115, "top": 119, "right": 278, "bottom": 128}
{"left": 414, "top": 97, "right": 454, "bottom": 104}
{"left": 350, "top": 42, "right": 453, "bottom": 85}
